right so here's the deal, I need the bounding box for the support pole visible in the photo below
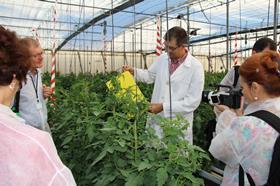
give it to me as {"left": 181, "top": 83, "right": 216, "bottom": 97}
{"left": 226, "top": 0, "right": 230, "bottom": 70}
{"left": 273, "top": 0, "right": 279, "bottom": 43}
{"left": 187, "top": 6, "right": 190, "bottom": 48}
{"left": 140, "top": 24, "right": 143, "bottom": 68}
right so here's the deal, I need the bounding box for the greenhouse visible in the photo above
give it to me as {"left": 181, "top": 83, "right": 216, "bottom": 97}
{"left": 0, "top": 0, "right": 279, "bottom": 185}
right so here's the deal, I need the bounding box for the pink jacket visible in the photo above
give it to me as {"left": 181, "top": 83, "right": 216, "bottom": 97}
{"left": 0, "top": 104, "right": 76, "bottom": 186}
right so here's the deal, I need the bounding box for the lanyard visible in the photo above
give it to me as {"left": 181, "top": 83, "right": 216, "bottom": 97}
{"left": 29, "top": 71, "right": 39, "bottom": 103}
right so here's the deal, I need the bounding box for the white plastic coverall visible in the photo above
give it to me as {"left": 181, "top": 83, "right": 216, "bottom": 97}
{"left": 0, "top": 104, "right": 76, "bottom": 186}
{"left": 209, "top": 97, "right": 280, "bottom": 185}
{"left": 134, "top": 53, "right": 204, "bottom": 143}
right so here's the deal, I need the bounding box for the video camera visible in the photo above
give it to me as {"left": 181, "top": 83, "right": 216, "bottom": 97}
{"left": 202, "top": 85, "right": 243, "bottom": 109}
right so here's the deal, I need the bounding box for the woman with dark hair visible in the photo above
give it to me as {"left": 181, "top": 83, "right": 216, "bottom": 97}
{"left": 0, "top": 27, "right": 76, "bottom": 185}
{"left": 209, "top": 51, "right": 280, "bottom": 185}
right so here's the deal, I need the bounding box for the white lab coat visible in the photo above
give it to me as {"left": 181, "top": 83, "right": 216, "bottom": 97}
{"left": 19, "top": 69, "right": 49, "bottom": 132}
{"left": 135, "top": 53, "right": 204, "bottom": 143}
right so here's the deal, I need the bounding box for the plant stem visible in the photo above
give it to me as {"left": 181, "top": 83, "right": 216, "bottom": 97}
{"left": 134, "top": 115, "right": 138, "bottom": 161}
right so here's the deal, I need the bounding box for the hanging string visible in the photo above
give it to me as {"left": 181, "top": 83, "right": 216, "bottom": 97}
{"left": 165, "top": 0, "right": 172, "bottom": 120}
{"left": 267, "top": 0, "right": 271, "bottom": 36}
{"left": 111, "top": 0, "right": 115, "bottom": 71}
{"left": 103, "top": 21, "right": 108, "bottom": 72}
{"left": 50, "top": 0, "right": 58, "bottom": 103}
{"left": 132, "top": 0, "right": 138, "bottom": 103}
{"left": 233, "top": 29, "right": 238, "bottom": 66}
{"left": 155, "top": 15, "right": 162, "bottom": 56}
{"left": 239, "top": 0, "right": 242, "bottom": 61}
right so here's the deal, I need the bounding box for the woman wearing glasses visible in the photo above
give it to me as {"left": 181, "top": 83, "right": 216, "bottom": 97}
{"left": 123, "top": 26, "right": 204, "bottom": 144}
{"left": 17, "top": 37, "right": 52, "bottom": 132}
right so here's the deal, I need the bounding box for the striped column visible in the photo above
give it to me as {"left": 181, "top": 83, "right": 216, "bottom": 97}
{"left": 31, "top": 27, "right": 40, "bottom": 43}
{"left": 155, "top": 16, "right": 162, "bottom": 56}
{"left": 50, "top": 1, "right": 57, "bottom": 100}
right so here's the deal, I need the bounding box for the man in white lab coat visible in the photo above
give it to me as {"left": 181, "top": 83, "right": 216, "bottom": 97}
{"left": 123, "top": 26, "right": 204, "bottom": 144}
{"left": 18, "top": 38, "right": 52, "bottom": 133}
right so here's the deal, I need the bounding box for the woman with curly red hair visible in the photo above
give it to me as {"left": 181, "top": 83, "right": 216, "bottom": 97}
{"left": 210, "top": 50, "right": 280, "bottom": 185}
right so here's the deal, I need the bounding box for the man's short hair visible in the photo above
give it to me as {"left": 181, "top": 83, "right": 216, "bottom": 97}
{"left": 252, "top": 37, "right": 277, "bottom": 53}
{"left": 164, "top": 26, "right": 188, "bottom": 46}
{"left": 20, "top": 37, "right": 40, "bottom": 48}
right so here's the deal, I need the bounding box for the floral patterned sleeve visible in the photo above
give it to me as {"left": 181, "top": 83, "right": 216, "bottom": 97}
{"left": 215, "top": 109, "right": 237, "bottom": 134}
{"left": 209, "top": 109, "right": 240, "bottom": 167}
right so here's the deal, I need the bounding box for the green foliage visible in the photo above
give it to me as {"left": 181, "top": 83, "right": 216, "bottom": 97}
{"left": 47, "top": 72, "right": 210, "bottom": 186}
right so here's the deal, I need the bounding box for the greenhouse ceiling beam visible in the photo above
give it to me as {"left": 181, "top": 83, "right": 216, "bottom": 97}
{"left": 55, "top": 0, "right": 144, "bottom": 52}
{"left": 190, "top": 25, "right": 280, "bottom": 44}
{"left": 39, "top": 0, "right": 154, "bottom": 17}
{"left": 191, "top": 31, "right": 278, "bottom": 47}
{"left": 1, "top": 24, "right": 100, "bottom": 34}
{"left": 189, "top": 0, "right": 235, "bottom": 15}
{"left": 211, "top": 47, "right": 251, "bottom": 58}
{"left": 208, "top": 31, "right": 280, "bottom": 58}
{"left": 0, "top": 15, "right": 158, "bottom": 32}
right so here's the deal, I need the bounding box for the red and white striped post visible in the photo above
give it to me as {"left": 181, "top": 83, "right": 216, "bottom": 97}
{"left": 155, "top": 16, "right": 162, "bottom": 56}
{"left": 31, "top": 27, "right": 40, "bottom": 43}
{"left": 50, "top": 1, "right": 57, "bottom": 102}
{"left": 233, "top": 31, "right": 238, "bottom": 65}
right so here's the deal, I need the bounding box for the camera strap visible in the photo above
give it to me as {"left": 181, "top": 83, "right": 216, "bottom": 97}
{"left": 11, "top": 90, "right": 20, "bottom": 114}
{"left": 233, "top": 65, "right": 240, "bottom": 88}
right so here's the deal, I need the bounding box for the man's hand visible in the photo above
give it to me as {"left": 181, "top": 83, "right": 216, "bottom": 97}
{"left": 122, "top": 65, "right": 134, "bottom": 75}
{"left": 149, "top": 103, "right": 163, "bottom": 114}
{"left": 43, "top": 84, "right": 52, "bottom": 99}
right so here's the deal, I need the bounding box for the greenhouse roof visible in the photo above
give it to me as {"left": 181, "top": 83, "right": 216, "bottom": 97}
{"left": 0, "top": 0, "right": 279, "bottom": 52}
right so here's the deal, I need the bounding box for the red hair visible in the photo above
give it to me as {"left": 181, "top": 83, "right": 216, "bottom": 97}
{"left": 239, "top": 50, "right": 280, "bottom": 96}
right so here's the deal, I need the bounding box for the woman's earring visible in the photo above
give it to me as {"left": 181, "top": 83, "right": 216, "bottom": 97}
{"left": 254, "top": 96, "right": 258, "bottom": 100}
{"left": 9, "top": 82, "right": 16, "bottom": 91}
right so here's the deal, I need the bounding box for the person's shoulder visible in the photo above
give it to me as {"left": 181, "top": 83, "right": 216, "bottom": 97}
{"left": 37, "top": 68, "right": 43, "bottom": 75}
{"left": 188, "top": 54, "right": 203, "bottom": 68}
{"left": 0, "top": 117, "right": 60, "bottom": 165}
{"left": 158, "top": 53, "right": 168, "bottom": 61}
{"left": 222, "top": 67, "right": 236, "bottom": 80}
{"left": 152, "top": 53, "right": 168, "bottom": 66}
{"left": 227, "top": 67, "right": 237, "bottom": 75}
{"left": 231, "top": 115, "right": 262, "bottom": 132}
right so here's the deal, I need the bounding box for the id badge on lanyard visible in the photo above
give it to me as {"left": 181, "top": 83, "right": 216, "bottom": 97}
{"left": 36, "top": 100, "right": 43, "bottom": 110}
{"left": 30, "top": 71, "right": 42, "bottom": 111}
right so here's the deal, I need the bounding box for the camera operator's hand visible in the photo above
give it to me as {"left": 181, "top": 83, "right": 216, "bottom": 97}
{"left": 214, "top": 104, "right": 229, "bottom": 113}
{"left": 122, "top": 65, "right": 134, "bottom": 75}
{"left": 214, "top": 97, "right": 244, "bottom": 116}
{"left": 233, "top": 96, "right": 244, "bottom": 116}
